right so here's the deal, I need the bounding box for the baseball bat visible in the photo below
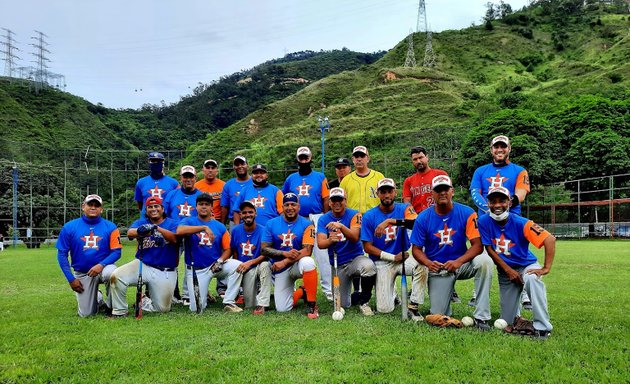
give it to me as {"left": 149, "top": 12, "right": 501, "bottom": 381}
{"left": 400, "top": 226, "right": 408, "bottom": 321}
{"left": 134, "top": 238, "right": 144, "bottom": 320}
{"left": 190, "top": 238, "right": 202, "bottom": 314}
{"left": 332, "top": 243, "right": 341, "bottom": 314}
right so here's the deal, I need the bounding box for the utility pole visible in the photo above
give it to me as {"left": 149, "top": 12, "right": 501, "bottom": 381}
{"left": 317, "top": 116, "right": 331, "bottom": 174}
{"left": 1, "top": 28, "right": 21, "bottom": 79}
{"left": 30, "top": 30, "right": 50, "bottom": 92}
{"left": 404, "top": 29, "right": 416, "bottom": 67}
{"left": 423, "top": 31, "right": 436, "bottom": 68}
{"left": 416, "top": 0, "right": 428, "bottom": 33}
{"left": 415, "top": 0, "right": 436, "bottom": 68}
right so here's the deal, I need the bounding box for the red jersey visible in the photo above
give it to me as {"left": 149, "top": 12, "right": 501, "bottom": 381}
{"left": 402, "top": 169, "right": 448, "bottom": 213}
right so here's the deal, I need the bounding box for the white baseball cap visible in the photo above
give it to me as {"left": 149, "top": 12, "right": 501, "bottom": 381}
{"left": 491, "top": 135, "right": 510, "bottom": 146}
{"left": 352, "top": 146, "right": 368, "bottom": 156}
{"left": 329, "top": 187, "right": 346, "bottom": 199}
{"left": 296, "top": 147, "right": 312, "bottom": 158}
{"left": 233, "top": 155, "right": 247, "bottom": 164}
{"left": 180, "top": 165, "right": 196, "bottom": 175}
{"left": 431, "top": 175, "right": 452, "bottom": 190}
{"left": 203, "top": 159, "right": 218, "bottom": 168}
{"left": 84, "top": 194, "right": 103, "bottom": 205}
{"left": 487, "top": 186, "right": 511, "bottom": 198}
{"left": 376, "top": 178, "right": 396, "bottom": 190}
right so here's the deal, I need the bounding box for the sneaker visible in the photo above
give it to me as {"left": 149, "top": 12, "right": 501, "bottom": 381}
{"left": 141, "top": 296, "right": 154, "bottom": 312}
{"left": 307, "top": 302, "right": 319, "bottom": 319}
{"left": 325, "top": 292, "right": 334, "bottom": 301}
{"left": 171, "top": 297, "right": 183, "bottom": 305}
{"left": 207, "top": 293, "right": 217, "bottom": 304}
{"left": 359, "top": 303, "right": 374, "bottom": 316}
{"left": 224, "top": 303, "right": 243, "bottom": 313}
{"left": 468, "top": 297, "right": 477, "bottom": 307}
{"left": 533, "top": 330, "right": 551, "bottom": 340}
{"left": 236, "top": 294, "right": 245, "bottom": 305}
{"left": 107, "top": 313, "right": 127, "bottom": 319}
{"left": 253, "top": 306, "right": 266, "bottom": 315}
{"left": 450, "top": 291, "right": 461, "bottom": 303}
{"left": 474, "top": 318, "right": 491, "bottom": 331}
{"left": 407, "top": 306, "right": 423, "bottom": 322}
{"left": 182, "top": 298, "right": 190, "bottom": 306}
{"left": 217, "top": 289, "right": 226, "bottom": 298}
{"left": 522, "top": 301, "right": 532, "bottom": 311}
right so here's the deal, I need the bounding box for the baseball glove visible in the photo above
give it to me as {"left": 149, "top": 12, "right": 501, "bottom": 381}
{"left": 425, "top": 314, "right": 463, "bottom": 328}
{"left": 505, "top": 316, "right": 536, "bottom": 335}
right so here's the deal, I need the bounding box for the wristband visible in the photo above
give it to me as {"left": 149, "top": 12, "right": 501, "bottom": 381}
{"left": 380, "top": 251, "right": 396, "bottom": 262}
{"left": 395, "top": 219, "right": 405, "bottom": 227}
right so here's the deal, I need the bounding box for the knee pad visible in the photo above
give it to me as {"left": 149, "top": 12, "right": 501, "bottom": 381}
{"left": 299, "top": 257, "right": 316, "bottom": 271}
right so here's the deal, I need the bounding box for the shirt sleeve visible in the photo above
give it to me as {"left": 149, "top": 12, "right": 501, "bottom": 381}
{"left": 321, "top": 179, "right": 330, "bottom": 198}
{"left": 402, "top": 177, "right": 412, "bottom": 199}
{"left": 261, "top": 225, "right": 273, "bottom": 243}
{"left": 478, "top": 219, "right": 493, "bottom": 246}
{"left": 302, "top": 224, "right": 315, "bottom": 246}
{"left": 275, "top": 190, "right": 284, "bottom": 214}
{"left": 409, "top": 220, "right": 425, "bottom": 247}
{"left": 221, "top": 231, "right": 231, "bottom": 250}
{"left": 134, "top": 181, "right": 143, "bottom": 203}
{"left": 404, "top": 204, "right": 418, "bottom": 220}
{"left": 515, "top": 169, "right": 530, "bottom": 192}
{"left": 469, "top": 168, "right": 488, "bottom": 212}
{"left": 55, "top": 226, "right": 75, "bottom": 283}
{"left": 350, "top": 213, "right": 362, "bottom": 230}
{"left": 360, "top": 214, "right": 373, "bottom": 243}
{"left": 465, "top": 212, "right": 481, "bottom": 240}
{"left": 523, "top": 220, "right": 550, "bottom": 248}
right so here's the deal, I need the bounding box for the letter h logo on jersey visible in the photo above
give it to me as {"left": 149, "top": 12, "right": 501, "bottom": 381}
{"left": 198, "top": 232, "right": 213, "bottom": 247}
{"left": 251, "top": 194, "right": 267, "bottom": 208}
{"left": 493, "top": 233, "right": 515, "bottom": 256}
{"left": 384, "top": 225, "right": 397, "bottom": 242}
{"left": 148, "top": 185, "right": 164, "bottom": 199}
{"left": 296, "top": 180, "right": 311, "bottom": 196}
{"left": 178, "top": 201, "right": 194, "bottom": 217}
{"left": 434, "top": 224, "right": 456, "bottom": 247}
{"left": 279, "top": 230, "right": 296, "bottom": 248}
{"left": 240, "top": 240, "right": 256, "bottom": 257}
{"left": 486, "top": 173, "right": 508, "bottom": 189}
{"left": 81, "top": 230, "right": 101, "bottom": 250}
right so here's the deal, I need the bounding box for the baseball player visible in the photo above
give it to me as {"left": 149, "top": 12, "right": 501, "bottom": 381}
{"left": 470, "top": 135, "right": 531, "bottom": 308}
{"left": 195, "top": 159, "right": 225, "bottom": 220}
{"left": 56, "top": 194, "right": 122, "bottom": 317}
{"left": 110, "top": 196, "right": 179, "bottom": 317}
{"left": 220, "top": 155, "right": 253, "bottom": 229}
{"left": 317, "top": 187, "right": 376, "bottom": 315}
{"left": 282, "top": 146, "right": 332, "bottom": 300}
{"left": 261, "top": 193, "right": 319, "bottom": 318}
{"left": 340, "top": 146, "right": 385, "bottom": 213}
{"left": 361, "top": 178, "right": 426, "bottom": 318}
{"left": 328, "top": 157, "right": 351, "bottom": 189}
{"left": 231, "top": 200, "right": 272, "bottom": 314}
{"left": 410, "top": 175, "right": 493, "bottom": 330}
{"left": 134, "top": 152, "right": 179, "bottom": 216}
{"left": 176, "top": 193, "right": 243, "bottom": 313}
{"left": 234, "top": 164, "right": 283, "bottom": 226}
{"left": 478, "top": 186, "right": 554, "bottom": 339}
{"left": 402, "top": 146, "right": 448, "bottom": 213}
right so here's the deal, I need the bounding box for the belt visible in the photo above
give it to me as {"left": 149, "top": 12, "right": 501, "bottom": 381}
{"left": 145, "top": 263, "right": 176, "bottom": 272}
{"left": 186, "top": 265, "right": 207, "bottom": 271}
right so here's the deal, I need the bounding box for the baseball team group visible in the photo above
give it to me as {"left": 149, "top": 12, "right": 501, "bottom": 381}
{"left": 56, "top": 134, "right": 555, "bottom": 339}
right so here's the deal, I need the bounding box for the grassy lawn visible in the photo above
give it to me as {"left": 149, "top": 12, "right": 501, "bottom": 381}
{"left": 0, "top": 240, "right": 628, "bottom": 383}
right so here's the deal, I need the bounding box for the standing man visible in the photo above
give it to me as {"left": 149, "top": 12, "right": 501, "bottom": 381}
{"left": 134, "top": 152, "right": 179, "bottom": 216}
{"left": 234, "top": 164, "right": 283, "bottom": 226}
{"left": 403, "top": 146, "right": 448, "bottom": 213}
{"left": 262, "top": 193, "right": 319, "bottom": 319}
{"left": 317, "top": 188, "right": 376, "bottom": 316}
{"left": 328, "top": 157, "right": 352, "bottom": 189}
{"left": 56, "top": 194, "right": 122, "bottom": 317}
{"left": 340, "top": 146, "right": 384, "bottom": 214}
{"left": 220, "top": 155, "right": 253, "bottom": 229}
{"left": 361, "top": 178, "right": 426, "bottom": 318}
{"left": 163, "top": 165, "right": 203, "bottom": 221}
{"left": 283, "top": 146, "right": 332, "bottom": 300}
{"left": 195, "top": 159, "right": 225, "bottom": 220}
{"left": 410, "top": 175, "right": 493, "bottom": 330}
{"left": 176, "top": 193, "right": 243, "bottom": 313}
{"left": 110, "top": 196, "right": 179, "bottom": 317}
{"left": 470, "top": 135, "right": 531, "bottom": 309}
{"left": 231, "top": 201, "right": 272, "bottom": 314}
{"left": 478, "top": 186, "right": 554, "bottom": 339}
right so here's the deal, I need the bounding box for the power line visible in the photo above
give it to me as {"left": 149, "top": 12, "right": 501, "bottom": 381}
{"left": 1, "top": 28, "right": 21, "bottom": 78}
{"left": 30, "top": 30, "right": 50, "bottom": 92}
{"left": 404, "top": 29, "right": 416, "bottom": 67}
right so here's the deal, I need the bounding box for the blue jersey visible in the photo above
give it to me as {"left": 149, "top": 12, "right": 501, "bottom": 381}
{"left": 262, "top": 215, "right": 315, "bottom": 273}
{"left": 470, "top": 162, "right": 529, "bottom": 216}
{"left": 361, "top": 203, "right": 417, "bottom": 262}
{"left": 230, "top": 223, "right": 264, "bottom": 268}
{"left": 178, "top": 217, "right": 230, "bottom": 268}
{"left": 478, "top": 213, "right": 550, "bottom": 268}
{"left": 130, "top": 217, "right": 179, "bottom": 269}
{"left": 410, "top": 203, "right": 480, "bottom": 264}
{"left": 162, "top": 188, "right": 203, "bottom": 222}
{"left": 317, "top": 208, "right": 364, "bottom": 266}
{"left": 282, "top": 171, "right": 329, "bottom": 216}
{"left": 220, "top": 178, "right": 253, "bottom": 221}
{"left": 56, "top": 216, "right": 122, "bottom": 282}
{"left": 235, "top": 183, "right": 283, "bottom": 226}
{"left": 134, "top": 175, "right": 179, "bottom": 215}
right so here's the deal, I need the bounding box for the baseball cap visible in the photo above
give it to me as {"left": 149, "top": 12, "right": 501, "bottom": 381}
{"left": 335, "top": 157, "right": 351, "bottom": 167}
{"left": 251, "top": 164, "right": 267, "bottom": 173}
{"left": 352, "top": 146, "right": 368, "bottom": 156}
{"left": 239, "top": 200, "right": 256, "bottom": 211}
{"left": 203, "top": 159, "right": 218, "bottom": 168}
{"left": 196, "top": 193, "right": 213, "bottom": 204}
{"left": 296, "top": 147, "right": 312, "bottom": 159}
{"left": 180, "top": 165, "right": 196, "bottom": 176}
{"left": 148, "top": 152, "right": 165, "bottom": 161}
{"left": 84, "top": 194, "right": 103, "bottom": 205}
{"left": 145, "top": 196, "right": 163, "bottom": 207}
{"left": 329, "top": 187, "right": 346, "bottom": 200}
{"left": 487, "top": 186, "right": 511, "bottom": 199}
{"left": 376, "top": 178, "right": 396, "bottom": 190}
{"left": 283, "top": 192, "right": 299, "bottom": 204}
{"left": 233, "top": 155, "right": 247, "bottom": 164}
{"left": 431, "top": 175, "right": 453, "bottom": 190}
{"left": 491, "top": 135, "right": 510, "bottom": 146}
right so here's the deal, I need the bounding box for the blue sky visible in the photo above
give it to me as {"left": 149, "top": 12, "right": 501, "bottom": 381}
{"left": 0, "top": 0, "right": 528, "bottom": 109}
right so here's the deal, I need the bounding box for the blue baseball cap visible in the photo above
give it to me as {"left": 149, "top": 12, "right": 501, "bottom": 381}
{"left": 283, "top": 192, "right": 299, "bottom": 204}
{"left": 148, "top": 152, "right": 165, "bottom": 160}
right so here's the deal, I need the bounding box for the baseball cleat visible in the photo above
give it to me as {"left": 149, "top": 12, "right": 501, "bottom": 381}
{"left": 359, "top": 303, "right": 374, "bottom": 316}
{"left": 522, "top": 301, "right": 532, "bottom": 311}
{"left": 474, "top": 318, "right": 491, "bottom": 331}
{"left": 307, "top": 303, "right": 319, "bottom": 319}
{"left": 224, "top": 303, "right": 243, "bottom": 313}
{"left": 253, "top": 306, "right": 266, "bottom": 315}
{"left": 182, "top": 298, "right": 190, "bottom": 306}
{"left": 407, "top": 308, "right": 423, "bottom": 322}
{"left": 236, "top": 294, "right": 245, "bottom": 305}
{"left": 468, "top": 297, "right": 476, "bottom": 307}
{"left": 450, "top": 291, "right": 461, "bottom": 303}
{"left": 533, "top": 330, "right": 551, "bottom": 340}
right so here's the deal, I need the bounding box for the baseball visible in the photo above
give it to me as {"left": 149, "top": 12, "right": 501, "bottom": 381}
{"left": 461, "top": 316, "right": 474, "bottom": 327}
{"left": 332, "top": 311, "right": 344, "bottom": 321}
{"left": 494, "top": 318, "right": 508, "bottom": 330}
{"left": 339, "top": 307, "right": 345, "bottom": 315}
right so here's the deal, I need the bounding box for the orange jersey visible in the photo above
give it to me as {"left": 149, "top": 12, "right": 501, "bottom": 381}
{"left": 194, "top": 179, "right": 225, "bottom": 219}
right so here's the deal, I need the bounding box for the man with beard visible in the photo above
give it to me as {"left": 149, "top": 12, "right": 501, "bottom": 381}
{"left": 231, "top": 201, "right": 272, "bottom": 314}
{"left": 234, "top": 164, "right": 283, "bottom": 226}
{"left": 220, "top": 155, "right": 253, "bottom": 230}
{"left": 361, "top": 178, "right": 426, "bottom": 318}
{"left": 282, "top": 146, "right": 332, "bottom": 300}
{"left": 410, "top": 175, "right": 493, "bottom": 331}
{"left": 340, "top": 146, "right": 384, "bottom": 214}
{"left": 478, "top": 186, "right": 555, "bottom": 339}
{"left": 110, "top": 196, "right": 179, "bottom": 317}
{"left": 262, "top": 193, "right": 319, "bottom": 318}
{"left": 134, "top": 152, "right": 179, "bottom": 216}
{"left": 195, "top": 159, "right": 225, "bottom": 220}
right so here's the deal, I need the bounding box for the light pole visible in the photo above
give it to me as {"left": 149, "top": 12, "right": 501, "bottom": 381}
{"left": 317, "top": 116, "right": 331, "bottom": 174}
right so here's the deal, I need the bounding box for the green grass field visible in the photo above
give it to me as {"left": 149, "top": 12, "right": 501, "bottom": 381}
{"left": 0, "top": 240, "right": 628, "bottom": 383}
